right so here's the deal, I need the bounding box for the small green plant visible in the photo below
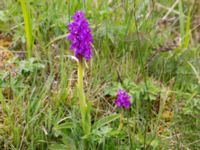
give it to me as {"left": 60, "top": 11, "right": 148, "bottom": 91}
{"left": 114, "top": 89, "right": 132, "bottom": 130}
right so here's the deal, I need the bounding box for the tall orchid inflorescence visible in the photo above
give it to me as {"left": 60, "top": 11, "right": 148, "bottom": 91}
{"left": 68, "top": 11, "right": 93, "bottom": 60}
{"left": 68, "top": 11, "right": 93, "bottom": 135}
{"left": 115, "top": 89, "right": 132, "bottom": 130}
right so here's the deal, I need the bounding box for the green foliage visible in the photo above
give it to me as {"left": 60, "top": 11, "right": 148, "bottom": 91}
{"left": 93, "top": 114, "right": 120, "bottom": 130}
{"left": 19, "top": 58, "right": 45, "bottom": 75}
{"left": 0, "top": 0, "right": 200, "bottom": 149}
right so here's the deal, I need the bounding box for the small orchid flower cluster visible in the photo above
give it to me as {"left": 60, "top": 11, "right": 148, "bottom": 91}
{"left": 115, "top": 89, "right": 132, "bottom": 109}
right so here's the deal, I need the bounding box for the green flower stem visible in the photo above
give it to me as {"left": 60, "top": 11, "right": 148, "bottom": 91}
{"left": 118, "top": 108, "right": 124, "bottom": 131}
{"left": 78, "top": 58, "right": 91, "bottom": 135}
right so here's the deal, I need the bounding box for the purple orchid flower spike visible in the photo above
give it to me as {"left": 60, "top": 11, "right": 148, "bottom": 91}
{"left": 68, "top": 11, "right": 93, "bottom": 60}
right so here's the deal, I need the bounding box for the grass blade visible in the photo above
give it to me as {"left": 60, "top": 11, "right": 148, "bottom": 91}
{"left": 93, "top": 114, "right": 120, "bottom": 130}
{"left": 178, "top": 0, "right": 185, "bottom": 47}
{"left": 20, "top": 0, "right": 33, "bottom": 58}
